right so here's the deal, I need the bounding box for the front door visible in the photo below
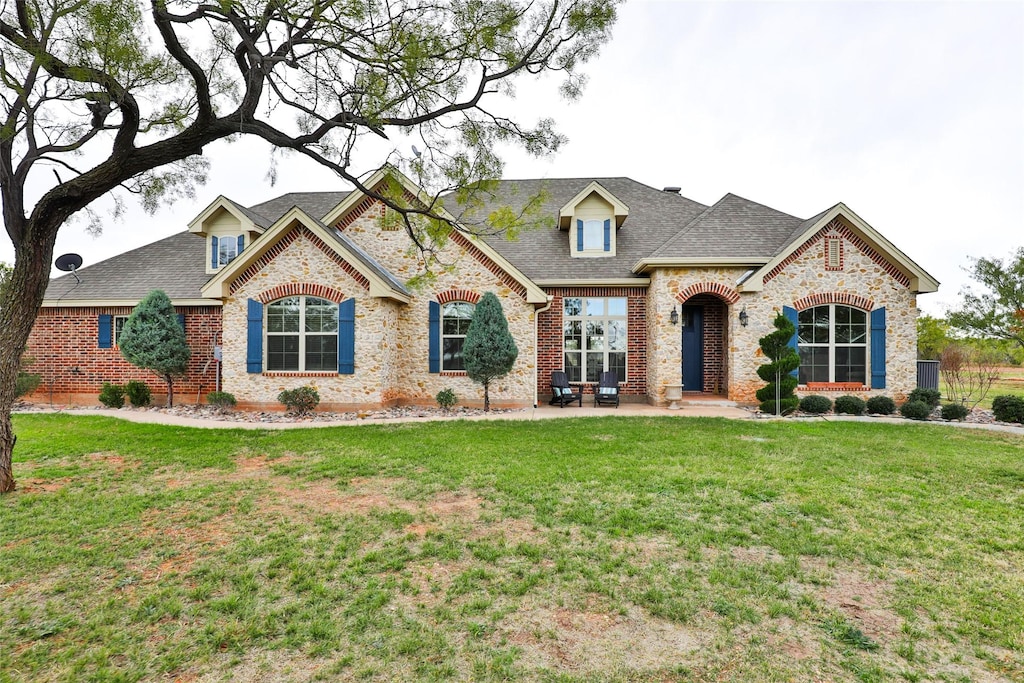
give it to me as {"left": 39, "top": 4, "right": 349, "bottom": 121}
{"left": 681, "top": 305, "right": 703, "bottom": 392}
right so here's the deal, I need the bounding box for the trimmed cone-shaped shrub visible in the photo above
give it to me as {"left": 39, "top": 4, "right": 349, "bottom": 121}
{"left": 118, "top": 290, "right": 191, "bottom": 407}
{"left": 463, "top": 292, "right": 518, "bottom": 412}
{"left": 900, "top": 400, "right": 931, "bottom": 420}
{"left": 866, "top": 395, "right": 896, "bottom": 415}
{"left": 908, "top": 388, "right": 941, "bottom": 408}
{"left": 991, "top": 395, "right": 1024, "bottom": 423}
{"left": 940, "top": 403, "right": 969, "bottom": 421}
{"left": 834, "top": 395, "right": 866, "bottom": 416}
{"left": 755, "top": 313, "right": 800, "bottom": 415}
{"left": 799, "top": 395, "right": 832, "bottom": 414}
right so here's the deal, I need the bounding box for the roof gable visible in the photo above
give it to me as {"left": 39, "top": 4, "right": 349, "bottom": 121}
{"left": 557, "top": 181, "right": 629, "bottom": 229}
{"left": 187, "top": 196, "right": 269, "bottom": 235}
{"left": 201, "top": 207, "right": 410, "bottom": 302}
{"left": 739, "top": 203, "right": 939, "bottom": 294}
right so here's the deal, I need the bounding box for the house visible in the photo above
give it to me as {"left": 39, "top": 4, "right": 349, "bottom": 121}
{"left": 28, "top": 168, "right": 938, "bottom": 409}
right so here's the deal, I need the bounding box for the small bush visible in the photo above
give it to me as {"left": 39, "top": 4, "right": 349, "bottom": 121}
{"left": 833, "top": 395, "right": 866, "bottom": 416}
{"left": 799, "top": 395, "right": 832, "bottom": 414}
{"left": 865, "top": 395, "right": 896, "bottom": 415}
{"left": 991, "top": 395, "right": 1024, "bottom": 423}
{"left": 900, "top": 400, "right": 931, "bottom": 420}
{"left": 124, "top": 380, "right": 151, "bottom": 407}
{"left": 99, "top": 382, "right": 126, "bottom": 408}
{"left": 908, "top": 387, "right": 941, "bottom": 408}
{"left": 15, "top": 372, "right": 41, "bottom": 398}
{"left": 940, "top": 403, "right": 969, "bottom": 421}
{"left": 278, "top": 386, "right": 320, "bottom": 414}
{"left": 436, "top": 388, "right": 457, "bottom": 411}
{"left": 207, "top": 391, "right": 237, "bottom": 410}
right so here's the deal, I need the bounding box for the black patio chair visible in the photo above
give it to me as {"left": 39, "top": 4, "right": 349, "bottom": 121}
{"left": 594, "top": 371, "right": 620, "bottom": 408}
{"left": 549, "top": 371, "right": 582, "bottom": 408}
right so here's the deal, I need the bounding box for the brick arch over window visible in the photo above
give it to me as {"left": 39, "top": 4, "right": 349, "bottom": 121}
{"left": 436, "top": 289, "right": 482, "bottom": 305}
{"left": 676, "top": 282, "right": 741, "bottom": 305}
{"left": 793, "top": 292, "right": 874, "bottom": 312}
{"left": 257, "top": 283, "right": 346, "bottom": 304}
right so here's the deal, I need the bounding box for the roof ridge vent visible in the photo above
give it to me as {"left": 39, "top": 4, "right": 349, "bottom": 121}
{"left": 662, "top": 186, "right": 681, "bottom": 194}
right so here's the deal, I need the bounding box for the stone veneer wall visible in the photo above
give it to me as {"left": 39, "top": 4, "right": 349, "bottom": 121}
{"left": 25, "top": 305, "right": 222, "bottom": 405}
{"left": 728, "top": 220, "right": 918, "bottom": 402}
{"left": 536, "top": 287, "right": 648, "bottom": 400}
{"left": 647, "top": 268, "right": 746, "bottom": 405}
{"left": 223, "top": 225, "right": 402, "bottom": 410}
{"left": 332, "top": 199, "right": 536, "bottom": 408}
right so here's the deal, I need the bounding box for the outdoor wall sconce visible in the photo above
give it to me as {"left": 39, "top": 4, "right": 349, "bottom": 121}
{"left": 669, "top": 307, "right": 679, "bottom": 325}
{"left": 738, "top": 306, "right": 749, "bottom": 327}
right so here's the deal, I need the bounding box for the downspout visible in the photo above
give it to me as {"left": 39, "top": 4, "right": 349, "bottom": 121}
{"left": 533, "top": 295, "right": 554, "bottom": 408}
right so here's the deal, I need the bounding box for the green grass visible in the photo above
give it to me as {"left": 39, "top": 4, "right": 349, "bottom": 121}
{"left": 940, "top": 364, "right": 1024, "bottom": 410}
{"left": 2, "top": 414, "right": 1023, "bottom": 682}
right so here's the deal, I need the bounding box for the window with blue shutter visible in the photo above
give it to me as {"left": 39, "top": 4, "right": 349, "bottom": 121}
{"left": 98, "top": 314, "right": 113, "bottom": 348}
{"left": 246, "top": 299, "right": 263, "bottom": 373}
{"left": 576, "top": 219, "right": 584, "bottom": 252}
{"left": 782, "top": 306, "right": 799, "bottom": 378}
{"left": 210, "top": 236, "right": 219, "bottom": 269}
{"left": 237, "top": 234, "right": 244, "bottom": 252}
{"left": 338, "top": 299, "right": 355, "bottom": 374}
{"left": 428, "top": 301, "right": 440, "bottom": 373}
{"left": 177, "top": 313, "right": 186, "bottom": 330}
{"left": 603, "top": 219, "right": 611, "bottom": 252}
{"left": 870, "top": 307, "right": 886, "bottom": 389}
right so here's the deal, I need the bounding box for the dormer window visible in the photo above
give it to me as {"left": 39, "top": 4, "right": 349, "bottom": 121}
{"left": 577, "top": 219, "right": 612, "bottom": 254}
{"left": 211, "top": 234, "right": 245, "bottom": 269}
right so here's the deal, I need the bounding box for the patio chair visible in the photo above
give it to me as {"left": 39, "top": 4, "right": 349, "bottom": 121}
{"left": 594, "top": 371, "right": 620, "bottom": 408}
{"left": 549, "top": 371, "right": 583, "bottom": 408}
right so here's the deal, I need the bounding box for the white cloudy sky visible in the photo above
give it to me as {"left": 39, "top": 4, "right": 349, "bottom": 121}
{"left": 2, "top": 0, "right": 1021, "bottom": 316}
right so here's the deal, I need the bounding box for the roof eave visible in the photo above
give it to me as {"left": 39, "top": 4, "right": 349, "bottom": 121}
{"left": 41, "top": 297, "right": 221, "bottom": 308}
{"left": 187, "top": 196, "right": 262, "bottom": 236}
{"left": 557, "top": 180, "right": 630, "bottom": 229}
{"left": 632, "top": 257, "right": 770, "bottom": 275}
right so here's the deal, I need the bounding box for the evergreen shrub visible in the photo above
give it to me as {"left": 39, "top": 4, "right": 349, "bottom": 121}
{"left": 865, "top": 396, "right": 896, "bottom": 415}
{"left": 207, "top": 391, "right": 237, "bottom": 410}
{"left": 436, "top": 388, "right": 457, "bottom": 411}
{"left": 900, "top": 400, "right": 931, "bottom": 420}
{"left": 834, "top": 395, "right": 866, "bottom": 416}
{"left": 99, "top": 382, "right": 125, "bottom": 408}
{"left": 799, "top": 395, "right": 832, "bottom": 414}
{"left": 908, "top": 388, "right": 941, "bottom": 408}
{"left": 991, "top": 395, "right": 1024, "bottom": 423}
{"left": 940, "top": 403, "right": 969, "bottom": 421}
{"left": 124, "top": 380, "right": 151, "bottom": 407}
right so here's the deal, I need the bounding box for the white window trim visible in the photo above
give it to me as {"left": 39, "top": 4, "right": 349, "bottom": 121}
{"left": 798, "top": 304, "right": 869, "bottom": 384}
{"left": 572, "top": 218, "right": 616, "bottom": 258}
{"left": 563, "top": 297, "right": 628, "bottom": 383}
{"left": 113, "top": 315, "right": 129, "bottom": 347}
{"left": 441, "top": 301, "right": 475, "bottom": 372}
{"left": 265, "top": 296, "right": 338, "bottom": 372}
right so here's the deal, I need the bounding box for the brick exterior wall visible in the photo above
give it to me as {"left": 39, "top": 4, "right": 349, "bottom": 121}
{"left": 25, "top": 306, "right": 223, "bottom": 405}
{"left": 537, "top": 287, "right": 647, "bottom": 400}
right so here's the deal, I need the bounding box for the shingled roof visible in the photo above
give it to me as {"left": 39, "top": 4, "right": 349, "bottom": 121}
{"left": 44, "top": 231, "right": 210, "bottom": 302}
{"left": 248, "top": 191, "right": 354, "bottom": 225}
{"left": 472, "top": 177, "right": 710, "bottom": 281}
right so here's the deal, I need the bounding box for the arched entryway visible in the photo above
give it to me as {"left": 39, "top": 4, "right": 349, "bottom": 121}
{"left": 675, "top": 283, "right": 740, "bottom": 396}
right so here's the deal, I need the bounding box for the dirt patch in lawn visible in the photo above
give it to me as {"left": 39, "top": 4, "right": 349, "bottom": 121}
{"left": 17, "top": 477, "right": 70, "bottom": 493}
{"left": 503, "top": 602, "right": 703, "bottom": 674}
{"left": 812, "top": 564, "right": 902, "bottom": 643}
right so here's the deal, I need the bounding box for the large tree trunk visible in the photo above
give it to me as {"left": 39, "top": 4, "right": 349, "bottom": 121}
{"left": 0, "top": 230, "right": 57, "bottom": 494}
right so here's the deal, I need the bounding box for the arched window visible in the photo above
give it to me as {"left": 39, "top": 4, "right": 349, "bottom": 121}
{"left": 211, "top": 234, "right": 245, "bottom": 269}
{"left": 442, "top": 301, "right": 474, "bottom": 371}
{"left": 266, "top": 296, "right": 338, "bottom": 371}
{"left": 798, "top": 304, "right": 867, "bottom": 384}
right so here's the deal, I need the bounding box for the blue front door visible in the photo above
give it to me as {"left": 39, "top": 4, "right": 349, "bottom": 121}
{"left": 681, "top": 305, "right": 703, "bottom": 392}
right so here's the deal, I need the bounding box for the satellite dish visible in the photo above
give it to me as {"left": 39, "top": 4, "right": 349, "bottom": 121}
{"left": 411, "top": 145, "right": 421, "bottom": 158}
{"left": 55, "top": 253, "right": 83, "bottom": 283}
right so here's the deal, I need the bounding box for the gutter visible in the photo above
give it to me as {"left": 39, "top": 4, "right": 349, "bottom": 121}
{"left": 533, "top": 295, "right": 554, "bottom": 408}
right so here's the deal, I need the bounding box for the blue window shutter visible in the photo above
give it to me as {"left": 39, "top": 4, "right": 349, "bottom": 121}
{"left": 783, "top": 306, "right": 799, "bottom": 378}
{"left": 237, "top": 234, "right": 244, "bottom": 252}
{"left": 603, "top": 219, "right": 611, "bottom": 252}
{"left": 871, "top": 307, "right": 886, "bottom": 389}
{"left": 177, "top": 313, "right": 186, "bottom": 330}
{"left": 211, "top": 236, "right": 219, "bottom": 269}
{"left": 428, "top": 301, "right": 440, "bottom": 373}
{"left": 576, "top": 219, "right": 584, "bottom": 252}
{"left": 98, "top": 314, "right": 113, "bottom": 348}
{"left": 338, "top": 298, "right": 355, "bottom": 374}
{"left": 246, "top": 299, "right": 263, "bottom": 373}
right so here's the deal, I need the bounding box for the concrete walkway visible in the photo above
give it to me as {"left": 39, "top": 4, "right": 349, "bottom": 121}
{"left": 20, "top": 402, "right": 1024, "bottom": 435}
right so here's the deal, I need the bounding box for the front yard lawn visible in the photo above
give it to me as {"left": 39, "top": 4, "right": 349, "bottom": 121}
{"left": 2, "top": 415, "right": 1022, "bottom": 681}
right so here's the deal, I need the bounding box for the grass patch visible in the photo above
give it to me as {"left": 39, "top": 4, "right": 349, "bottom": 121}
{"left": 2, "top": 414, "right": 1023, "bottom": 681}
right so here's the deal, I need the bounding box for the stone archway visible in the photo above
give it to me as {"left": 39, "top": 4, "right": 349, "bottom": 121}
{"left": 674, "top": 283, "right": 740, "bottom": 395}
